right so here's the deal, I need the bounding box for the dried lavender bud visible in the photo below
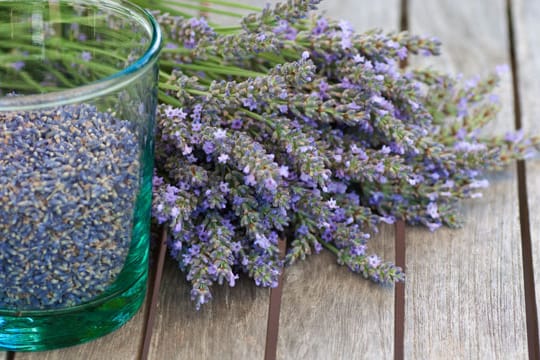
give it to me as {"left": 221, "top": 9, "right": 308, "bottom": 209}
{"left": 269, "top": 116, "right": 332, "bottom": 189}
{"left": 181, "top": 213, "right": 239, "bottom": 310}
{"left": 152, "top": 13, "right": 216, "bottom": 50}
{"left": 0, "top": 104, "right": 139, "bottom": 309}
{"left": 194, "top": 31, "right": 285, "bottom": 61}
{"left": 202, "top": 58, "right": 315, "bottom": 113}
{"left": 242, "top": 0, "right": 322, "bottom": 33}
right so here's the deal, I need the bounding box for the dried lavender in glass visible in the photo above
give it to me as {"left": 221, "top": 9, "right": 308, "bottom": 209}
{"left": 0, "top": 0, "right": 161, "bottom": 351}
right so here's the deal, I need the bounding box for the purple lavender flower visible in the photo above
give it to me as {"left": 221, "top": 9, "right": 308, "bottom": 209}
{"left": 457, "top": 97, "right": 468, "bottom": 117}
{"left": 81, "top": 51, "right": 92, "bottom": 62}
{"left": 425, "top": 221, "right": 442, "bottom": 232}
{"left": 369, "top": 192, "right": 384, "bottom": 206}
{"left": 348, "top": 102, "right": 361, "bottom": 111}
{"left": 192, "top": 122, "right": 202, "bottom": 132}
{"left": 321, "top": 229, "right": 333, "bottom": 242}
{"left": 173, "top": 223, "right": 183, "bottom": 234}
{"left": 255, "top": 233, "right": 271, "bottom": 250}
{"left": 171, "top": 240, "right": 182, "bottom": 252}
{"left": 328, "top": 181, "right": 347, "bottom": 194}
{"left": 153, "top": 175, "right": 164, "bottom": 187}
{"left": 326, "top": 198, "right": 338, "bottom": 209}
{"left": 469, "top": 179, "right": 489, "bottom": 189}
{"left": 312, "top": 17, "right": 328, "bottom": 35}
{"left": 244, "top": 174, "right": 257, "bottom": 186}
{"left": 217, "top": 153, "right": 229, "bottom": 164}
{"left": 164, "top": 185, "right": 179, "bottom": 204}
{"left": 202, "top": 141, "right": 215, "bottom": 154}
{"left": 340, "top": 36, "right": 352, "bottom": 51}
{"left": 165, "top": 106, "right": 188, "bottom": 120}
{"left": 242, "top": 95, "right": 258, "bottom": 111}
{"left": 397, "top": 47, "right": 408, "bottom": 60}
{"left": 182, "top": 144, "right": 193, "bottom": 155}
{"left": 454, "top": 141, "right": 487, "bottom": 152}
{"left": 350, "top": 245, "right": 366, "bottom": 256}
{"left": 337, "top": 20, "right": 355, "bottom": 50}
{"left": 213, "top": 128, "right": 227, "bottom": 140}
{"left": 353, "top": 54, "right": 365, "bottom": 63}
{"left": 10, "top": 61, "right": 25, "bottom": 71}
{"left": 170, "top": 206, "right": 180, "bottom": 218}
{"left": 504, "top": 129, "right": 524, "bottom": 143}
{"left": 379, "top": 215, "right": 395, "bottom": 224}
{"left": 426, "top": 202, "right": 439, "bottom": 219}
{"left": 273, "top": 19, "right": 298, "bottom": 40}
{"left": 191, "top": 104, "right": 203, "bottom": 122}
{"left": 296, "top": 225, "right": 309, "bottom": 235}
{"left": 264, "top": 177, "right": 278, "bottom": 192}
{"left": 231, "top": 242, "right": 242, "bottom": 253}
{"left": 231, "top": 118, "right": 243, "bottom": 129}
{"left": 368, "top": 255, "right": 381, "bottom": 268}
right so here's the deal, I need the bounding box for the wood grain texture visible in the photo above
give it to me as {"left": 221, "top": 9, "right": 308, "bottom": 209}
{"left": 147, "top": 258, "right": 270, "bottom": 360}
{"left": 276, "top": 3, "right": 399, "bottom": 358}
{"left": 405, "top": 0, "right": 528, "bottom": 358}
{"left": 513, "top": 0, "right": 540, "bottom": 342}
{"left": 14, "top": 299, "right": 147, "bottom": 360}
{"left": 277, "top": 225, "right": 396, "bottom": 360}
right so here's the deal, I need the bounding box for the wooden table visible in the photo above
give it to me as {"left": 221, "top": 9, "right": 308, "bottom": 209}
{"left": 3, "top": 0, "right": 540, "bottom": 358}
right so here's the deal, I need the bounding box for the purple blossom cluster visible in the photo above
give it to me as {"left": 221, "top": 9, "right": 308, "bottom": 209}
{"left": 147, "top": 0, "right": 538, "bottom": 309}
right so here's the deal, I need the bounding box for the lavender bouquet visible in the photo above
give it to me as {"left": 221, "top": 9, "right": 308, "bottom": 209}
{"left": 134, "top": 0, "right": 537, "bottom": 309}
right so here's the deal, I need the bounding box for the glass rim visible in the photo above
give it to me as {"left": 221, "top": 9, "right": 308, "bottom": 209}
{"left": 0, "top": 0, "right": 162, "bottom": 111}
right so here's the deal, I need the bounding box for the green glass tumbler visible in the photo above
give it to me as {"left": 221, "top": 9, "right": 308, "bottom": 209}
{"left": 0, "top": 0, "right": 161, "bottom": 351}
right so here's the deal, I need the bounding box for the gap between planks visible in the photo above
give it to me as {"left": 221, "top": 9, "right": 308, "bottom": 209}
{"left": 263, "top": 238, "right": 287, "bottom": 360}
{"left": 394, "top": 2, "right": 409, "bottom": 359}
{"left": 394, "top": 221, "right": 406, "bottom": 360}
{"left": 506, "top": 0, "right": 540, "bottom": 357}
{"left": 139, "top": 229, "right": 170, "bottom": 360}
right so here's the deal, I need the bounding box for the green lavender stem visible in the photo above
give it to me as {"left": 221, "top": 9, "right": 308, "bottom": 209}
{"left": 320, "top": 241, "right": 339, "bottom": 256}
{"left": 159, "top": 1, "right": 244, "bottom": 18}
{"left": 160, "top": 61, "right": 266, "bottom": 78}
{"left": 189, "top": 0, "right": 260, "bottom": 11}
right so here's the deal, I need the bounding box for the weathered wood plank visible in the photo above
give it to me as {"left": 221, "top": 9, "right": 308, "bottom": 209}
{"left": 278, "top": 226, "right": 396, "bottom": 360}
{"left": 513, "top": 0, "right": 540, "bottom": 346}
{"left": 277, "top": 2, "right": 399, "bottom": 358}
{"left": 1, "top": 352, "right": 6, "bottom": 360}
{"left": 14, "top": 296, "right": 148, "bottom": 360}
{"left": 405, "top": 0, "right": 528, "bottom": 358}
{"left": 147, "top": 258, "right": 270, "bottom": 360}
